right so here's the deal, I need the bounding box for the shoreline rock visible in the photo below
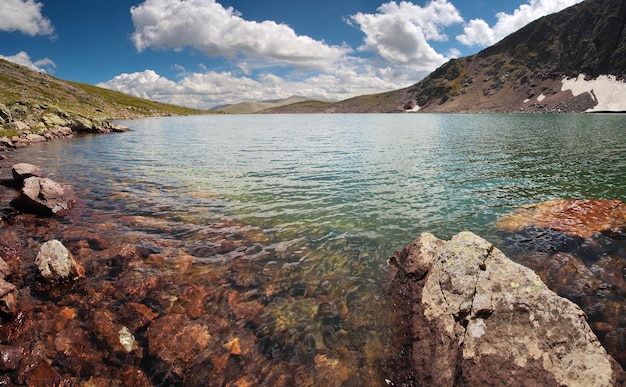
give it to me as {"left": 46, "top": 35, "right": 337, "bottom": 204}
{"left": 388, "top": 231, "right": 625, "bottom": 386}
{"left": 11, "top": 176, "right": 77, "bottom": 216}
{"left": 1, "top": 123, "right": 130, "bottom": 152}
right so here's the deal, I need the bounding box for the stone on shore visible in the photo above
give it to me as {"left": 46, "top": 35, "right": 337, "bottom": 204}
{"left": 11, "top": 176, "right": 77, "bottom": 216}
{"left": 11, "top": 163, "right": 44, "bottom": 184}
{"left": 388, "top": 231, "right": 625, "bottom": 386}
{"left": 35, "top": 239, "right": 84, "bottom": 282}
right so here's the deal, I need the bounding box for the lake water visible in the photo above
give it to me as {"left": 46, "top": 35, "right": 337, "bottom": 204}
{"left": 4, "top": 113, "right": 626, "bottom": 384}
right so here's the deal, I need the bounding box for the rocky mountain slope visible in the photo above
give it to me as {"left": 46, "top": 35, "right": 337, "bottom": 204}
{"left": 268, "top": 0, "right": 626, "bottom": 113}
{"left": 0, "top": 58, "right": 207, "bottom": 137}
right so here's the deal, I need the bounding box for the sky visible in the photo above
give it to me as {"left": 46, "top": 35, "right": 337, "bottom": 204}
{"left": 0, "top": 0, "right": 584, "bottom": 109}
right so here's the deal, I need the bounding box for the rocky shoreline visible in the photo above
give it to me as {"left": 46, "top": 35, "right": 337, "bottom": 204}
{"left": 0, "top": 123, "right": 129, "bottom": 154}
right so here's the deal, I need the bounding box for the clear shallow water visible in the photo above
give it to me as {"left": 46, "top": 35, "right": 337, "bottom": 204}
{"left": 5, "top": 113, "right": 626, "bottom": 383}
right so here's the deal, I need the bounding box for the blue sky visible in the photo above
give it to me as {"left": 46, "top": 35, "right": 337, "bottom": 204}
{"left": 1, "top": 0, "right": 584, "bottom": 108}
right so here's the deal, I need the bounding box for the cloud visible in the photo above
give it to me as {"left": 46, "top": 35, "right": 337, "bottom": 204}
{"left": 0, "top": 51, "right": 55, "bottom": 73}
{"left": 130, "top": 0, "right": 350, "bottom": 69}
{"left": 348, "top": 0, "right": 463, "bottom": 70}
{"left": 457, "top": 0, "right": 584, "bottom": 47}
{"left": 97, "top": 65, "right": 414, "bottom": 109}
{"left": 0, "top": 0, "right": 54, "bottom": 36}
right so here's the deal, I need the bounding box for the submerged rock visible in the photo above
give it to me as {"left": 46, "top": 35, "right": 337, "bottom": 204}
{"left": 11, "top": 176, "right": 77, "bottom": 216}
{"left": 388, "top": 231, "right": 625, "bottom": 386}
{"left": 0, "top": 278, "right": 16, "bottom": 315}
{"left": 497, "top": 199, "right": 626, "bottom": 239}
{"left": 147, "top": 313, "right": 212, "bottom": 378}
{"left": 35, "top": 239, "right": 84, "bottom": 282}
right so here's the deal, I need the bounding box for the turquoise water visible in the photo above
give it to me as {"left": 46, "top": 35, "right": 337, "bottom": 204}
{"left": 11, "top": 113, "right": 626, "bottom": 276}
{"left": 6, "top": 113, "right": 626, "bottom": 383}
{"left": 33, "top": 114, "right": 625, "bottom": 242}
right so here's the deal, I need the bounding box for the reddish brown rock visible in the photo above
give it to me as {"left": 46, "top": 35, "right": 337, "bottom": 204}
{"left": 147, "top": 313, "right": 212, "bottom": 377}
{"left": 0, "top": 345, "right": 27, "bottom": 371}
{"left": 11, "top": 176, "right": 77, "bottom": 216}
{"left": 93, "top": 309, "right": 137, "bottom": 354}
{"left": 0, "top": 278, "right": 17, "bottom": 315}
{"left": 119, "top": 302, "right": 158, "bottom": 332}
{"left": 0, "top": 256, "right": 12, "bottom": 279}
{"left": 120, "top": 367, "right": 152, "bottom": 387}
{"left": 497, "top": 199, "right": 626, "bottom": 239}
{"left": 178, "top": 285, "right": 212, "bottom": 319}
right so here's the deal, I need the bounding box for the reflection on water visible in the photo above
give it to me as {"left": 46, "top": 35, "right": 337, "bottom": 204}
{"left": 1, "top": 113, "right": 625, "bottom": 384}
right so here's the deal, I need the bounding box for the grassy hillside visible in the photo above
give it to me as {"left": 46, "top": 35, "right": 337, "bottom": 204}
{"left": 0, "top": 58, "right": 209, "bottom": 136}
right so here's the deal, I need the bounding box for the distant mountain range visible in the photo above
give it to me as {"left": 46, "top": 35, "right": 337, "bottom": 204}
{"left": 267, "top": 0, "right": 626, "bottom": 113}
{"left": 212, "top": 96, "right": 336, "bottom": 114}
{"left": 2, "top": 0, "right": 625, "bottom": 122}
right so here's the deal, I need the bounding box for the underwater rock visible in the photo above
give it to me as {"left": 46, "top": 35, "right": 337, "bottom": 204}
{"left": 147, "top": 313, "right": 212, "bottom": 378}
{"left": 497, "top": 199, "right": 626, "bottom": 239}
{"left": 35, "top": 239, "right": 84, "bottom": 282}
{"left": 388, "top": 231, "right": 625, "bottom": 386}
{"left": 0, "top": 256, "right": 12, "bottom": 279}
{"left": 11, "top": 177, "right": 77, "bottom": 216}
{"left": 0, "top": 278, "right": 16, "bottom": 315}
{"left": 93, "top": 309, "right": 137, "bottom": 354}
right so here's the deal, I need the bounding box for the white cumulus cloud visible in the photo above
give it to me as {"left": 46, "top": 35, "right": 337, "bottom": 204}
{"left": 457, "top": 0, "right": 584, "bottom": 47}
{"left": 348, "top": 0, "right": 463, "bottom": 70}
{"left": 0, "top": 51, "right": 55, "bottom": 73}
{"left": 0, "top": 0, "right": 54, "bottom": 36}
{"left": 97, "top": 65, "right": 414, "bottom": 109}
{"left": 130, "top": 0, "right": 350, "bottom": 69}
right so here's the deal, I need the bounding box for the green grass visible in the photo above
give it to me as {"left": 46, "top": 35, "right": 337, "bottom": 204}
{"left": 0, "top": 58, "right": 212, "bottom": 131}
{"left": 0, "top": 128, "right": 19, "bottom": 138}
{"left": 70, "top": 82, "right": 209, "bottom": 116}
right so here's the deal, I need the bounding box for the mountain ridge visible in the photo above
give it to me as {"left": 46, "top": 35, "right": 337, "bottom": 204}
{"left": 266, "top": 0, "right": 626, "bottom": 114}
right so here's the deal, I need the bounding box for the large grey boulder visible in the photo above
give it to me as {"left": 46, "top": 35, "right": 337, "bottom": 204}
{"left": 10, "top": 176, "right": 77, "bottom": 216}
{"left": 388, "top": 231, "right": 625, "bottom": 386}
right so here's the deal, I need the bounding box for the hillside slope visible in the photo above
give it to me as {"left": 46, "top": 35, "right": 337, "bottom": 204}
{"left": 0, "top": 59, "right": 207, "bottom": 134}
{"left": 405, "top": 0, "right": 626, "bottom": 113}
{"left": 268, "top": 0, "right": 626, "bottom": 113}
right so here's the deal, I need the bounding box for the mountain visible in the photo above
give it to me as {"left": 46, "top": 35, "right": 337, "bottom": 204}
{"left": 0, "top": 58, "right": 208, "bottom": 135}
{"left": 214, "top": 96, "right": 335, "bottom": 114}
{"left": 267, "top": 0, "right": 626, "bottom": 113}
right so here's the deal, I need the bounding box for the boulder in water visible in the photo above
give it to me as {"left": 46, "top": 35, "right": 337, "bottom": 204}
{"left": 35, "top": 239, "right": 84, "bottom": 282}
{"left": 388, "top": 231, "right": 625, "bottom": 386}
{"left": 11, "top": 176, "right": 77, "bottom": 216}
{"left": 11, "top": 163, "right": 43, "bottom": 185}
